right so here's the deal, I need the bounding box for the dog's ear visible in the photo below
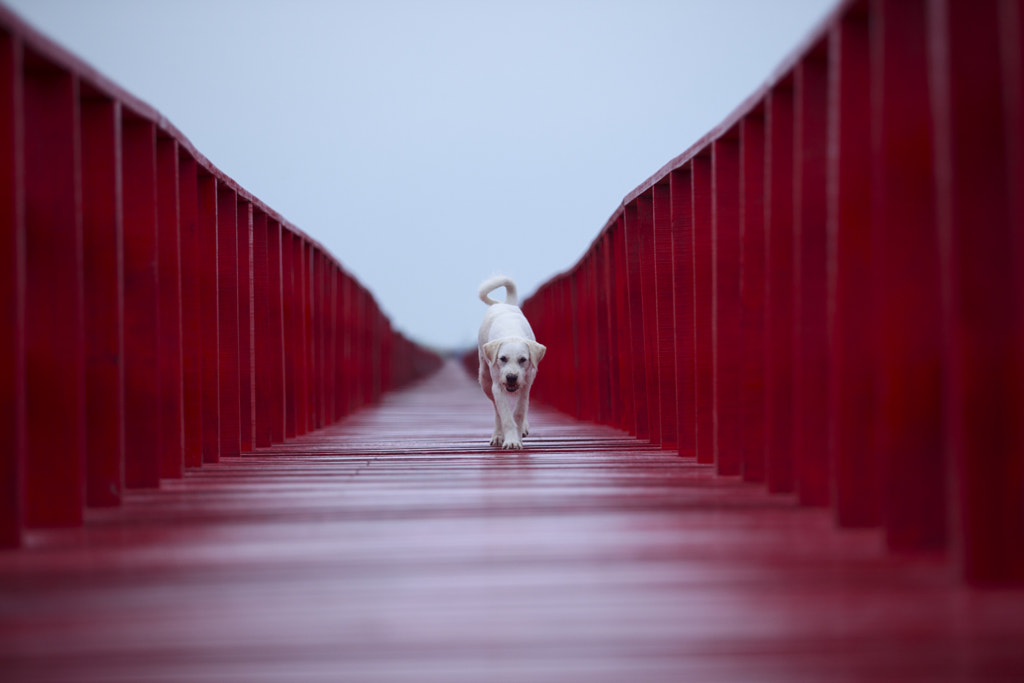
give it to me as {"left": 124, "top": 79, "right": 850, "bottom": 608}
{"left": 528, "top": 341, "right": 546, "bottom": 365}
{"left": 483, "top": 340, "right": 504, "bottom": 365}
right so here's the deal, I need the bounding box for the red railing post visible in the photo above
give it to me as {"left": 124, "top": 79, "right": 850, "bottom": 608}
{"left": 829, "top": 4, "right": 880, "bottom": 525}
{"left": 652, "top": 180, "right": 678, "bottom": 450}
{"left": 216, "top": 184, "right": 240, "bottom": 458}
{"left": 596, "top": 232, "right": 619, "bottom": 428}
{"left": 122, "top": 115, "right": 161, "bottom": 488}
{"left": 266, "top": 218, "right": 285, "bottom": 440}
{"left": 237, "top": 199, "right": 254, "bottom": 452}
{"left": 178, "top": 153, "right": 203, "bottom": 469}
{"left": 24, "top": 53, "right": 85, "bottom": 526}
{"left": 670, "top": 167, "right": 696, "bottom": 459}
{"left": 636, "top": 191, "right": 662, "bottom": 445}
{"left": 869, "top": 0, "right": 945, "bottom": 550}
{"left": 765, "top": 79, "right": 796, "bottom": 493}
{"left": 712, "top": 133, "right": 741, "bottom": 476}
{"left": 252, "top": 208, "right": 271, "bottom": 447}
{"left": 930, "top": 0, "right": 1024, "bottom": 584}
{"left": 197, "top": 172, "right": 220, "bottom": 463}
{"left": 739, "top": 109, "right": 766, "bottom": 482}
{"left": 623, "top": 203, "right": 649, "bottom": 440}
{"left": 157, "top": 134, "right": 183, "bottom": 479}
{"left": 81, "top": 92, "right": 123, "bottom": 505}
{"left": 0, "top": 27, "right": 25, "bottom": 546}
{"left": 794, "top": 41, "right": 831, "bottom": 506}
{"left": 692, "top": 152, "right": 714, "bottom": 465}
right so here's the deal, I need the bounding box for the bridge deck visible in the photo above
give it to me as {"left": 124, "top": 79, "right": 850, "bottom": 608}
{"left": 2, "top": 361, "right": 1023, "bottom": 682}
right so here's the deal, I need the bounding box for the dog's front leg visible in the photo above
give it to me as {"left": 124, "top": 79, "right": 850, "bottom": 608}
{"left": 491, "top": 384, "right": 522, "bottom": 450}
{"left": 490, "top": 402, "right": 504, "bottom": 447}
{"left": 515, "top": 389, "right": 531, "bottom": 438}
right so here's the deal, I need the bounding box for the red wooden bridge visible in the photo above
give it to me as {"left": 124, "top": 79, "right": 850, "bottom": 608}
{"left": 3, "top": 0, "right": 1024, "bottom": 680}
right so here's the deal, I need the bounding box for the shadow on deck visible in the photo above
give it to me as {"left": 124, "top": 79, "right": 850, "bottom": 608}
{"left": 2, "top": 361, "right": 1023, "bottom": 682}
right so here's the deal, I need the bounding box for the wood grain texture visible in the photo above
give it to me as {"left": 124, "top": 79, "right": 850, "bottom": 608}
{"left": 2, "top": 361, "right": 1022, "bottom": 682}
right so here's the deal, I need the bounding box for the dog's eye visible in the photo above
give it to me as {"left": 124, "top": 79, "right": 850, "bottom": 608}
{"left": 499, "top": 356, "right": 508, "bottom": 363}
{"left": 518, "top": 357, "right": 527, "bottom": 365}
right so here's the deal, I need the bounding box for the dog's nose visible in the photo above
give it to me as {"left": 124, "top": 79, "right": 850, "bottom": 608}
{"left": 506, "top": 373, "right": 518, "bottom": 384}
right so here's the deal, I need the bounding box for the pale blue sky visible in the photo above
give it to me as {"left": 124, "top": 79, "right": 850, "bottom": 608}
{"left": 4, "top": 0, "right": 837, "bottom": 350}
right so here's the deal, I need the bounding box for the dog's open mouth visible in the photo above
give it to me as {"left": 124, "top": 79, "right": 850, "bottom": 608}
{"left": 503, "top": 383, "right": 520, "bottom": 393}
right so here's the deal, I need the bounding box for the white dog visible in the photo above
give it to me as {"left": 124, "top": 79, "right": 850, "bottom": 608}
{"left": 477, "top": 276, "right": 546, "bottom": 450}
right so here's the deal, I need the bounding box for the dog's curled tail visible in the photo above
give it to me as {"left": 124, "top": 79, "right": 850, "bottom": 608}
{"left": 478, "top": 276, "right": 518, "bottom": 306}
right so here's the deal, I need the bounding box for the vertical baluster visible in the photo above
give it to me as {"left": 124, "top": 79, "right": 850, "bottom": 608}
{"left": 156, "top": 134, "right": 183, "bottom": 479}
{"left": 870, "top": 0, "right": 945, "bottom": 550}
{"left": 216, "top": 184, "right": 239, "bottom": 458}
{"left": 24, "top": 54, "right": 85, "bottom": 525}
{"left": 794, "top": 42, "right": 831, "bottom": 506}
{"left": 712, "top": 133, "right": 741, "bottom": 476}
{"left": 121, "top": 114, "right": 160, "bottom": 489}
{"left": 237, "top": 200, "right": 254, "bottom": 452}
{"left": 930, "top": 0, "right": 1024, "bottom": 584}
{"left": 692, "top": 152, "right": 714, "bottom": 465}
{"left": 0, "top": 29, "right": 25, "bottom": 545}
{"left": 670, "top": 167, "right": 696, "bottom": 459}
{"left": 765, "top": 79, "right": 796, "bottom": 493}
{"left": 252, "top": 208, "right": 271, "bottom": 447}
{"left": 830, "top": 4, "right": 880, "bottom": 524}
{"left": 652, "top": 180, "right": 677, "bottom": 449}
{"left": 739, "top": 109, "right": 767, "bottom": 482}
{"left": 178, "top": 154, "right": 202, "bottom": 468}
{"left": 81, "top": 92, "right": 123, "bottom": 505}
{"left": 197, "top": 173, "right": 219, "bottom": 463}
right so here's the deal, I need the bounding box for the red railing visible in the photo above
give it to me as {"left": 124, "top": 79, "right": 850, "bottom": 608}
{"left": 0, "top": 7, "right": 443, "bottom": 547}
{"left": 522, "top": 0, "right": 1024, "bottom": 585}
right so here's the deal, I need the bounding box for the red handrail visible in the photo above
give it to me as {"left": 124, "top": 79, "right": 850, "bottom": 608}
{"left": 520, "top": 0, "right": 1024, "bottom": 585}
{"left": 0, "top": 6, "right": 442, "bottom": 547}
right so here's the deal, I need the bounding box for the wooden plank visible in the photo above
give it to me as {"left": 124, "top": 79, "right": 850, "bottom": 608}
{"left": 2, "top": 361, "right": 1023, "bottom": 682}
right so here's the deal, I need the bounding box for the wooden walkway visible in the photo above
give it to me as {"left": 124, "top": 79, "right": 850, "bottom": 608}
{"left": 2, "top": 361, "right": 1023, "bottom": 682}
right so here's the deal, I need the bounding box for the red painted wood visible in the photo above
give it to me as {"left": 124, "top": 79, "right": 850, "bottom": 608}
{"left": 829, "top": 6, "right": 880, "bottom": 526}
{"left": 931, "top": 0, "right": 1024, "bottom": 584}
{"left": 265, "top": 218, "right": 285, "bottom": 440}
{"left": 252, "top": 208, "right": 272, "bottom": 447}
{"left": 606, "top": 219, "right": 630, "bottom": 434}
{"left": 692, "top": 152, "right": 714, "bottom": 465}
{"left": 670, "top": 167, "right": 696, "bottom": 459}
{"left": 652, "top": 181, "right": 677, "bottom": 450}
{"left": 869, "top": 0, "right": 945, "bottom": 551}
{"left": 793, "top": 43, "right": 831, "bottom": 507}
{"left": 156, "top": 135, "right": 183, "bottom": 479}
{"left": 712, "top": 135, "right": 741, "bottom": 476}
{"left": 81, "top": 93, "right": 123, "bottom": 506}
{"left": 122, "top": 115, "right": 161, "bottom": 489}
{"left": 764, "top": 80, "right": 796, "bottom": 494}
{"left": 177, "top": 153, "right": 203, "bottom": 469}
{"left": 236, "top": 200, "right": 254, "bottom": 452}
{"left": 3, "top": 362, "right": 1023, "bottom": 681}
{"left": 623, "top": 204, "right": 649, "bottom": 440}
{"left": 216, "top": 185, "right": 240, "bottom": 458}
{"left": 197, "top": 173, "right": 220, "bottom": 464}
{"left": 293, "top": 236, "right": 309, "bottom": 435}
{"left": 739, "top": 110, "right": 766, "bottom": 483}
{"left": 24, "top": 52, "right": 86, "bottom": 526}
{"left": 0, "top": 28, "right": 25, "bottom": 547}
{"left": 281, "top": 229, "right": 297, "bottom": 438}
{"left": 596, "top": 233, "right": 619, "bottom": 428}
{"left": 636, "top": 192, "right": 661, "bottom": 445}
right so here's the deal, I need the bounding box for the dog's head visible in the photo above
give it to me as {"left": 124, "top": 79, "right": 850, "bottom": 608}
{"left": 482, "top": 337, "right": 546, "bottom": 393}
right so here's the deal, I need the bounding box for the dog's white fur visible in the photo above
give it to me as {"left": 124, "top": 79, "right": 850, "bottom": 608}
{"left": 477, "top": 276, "right": 546, "bottom": 450}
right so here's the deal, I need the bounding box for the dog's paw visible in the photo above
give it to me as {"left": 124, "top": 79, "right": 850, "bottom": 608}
{"left": 501, "top": 437, "right": 523, "bottom": 451}
{"left": 522, "top": 420, "right": 530, "bottom": 437}
{"left": 490, "top": 433, "right": 503, "bottom": 447}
